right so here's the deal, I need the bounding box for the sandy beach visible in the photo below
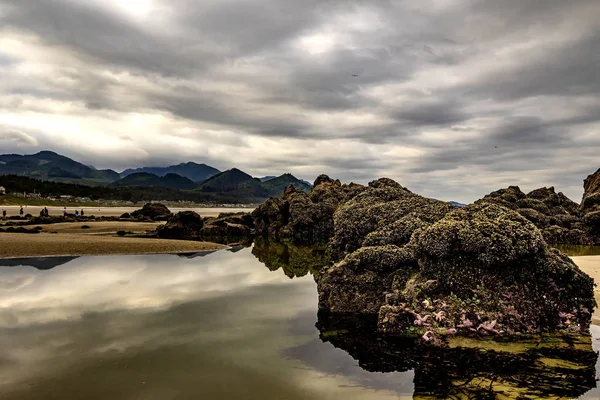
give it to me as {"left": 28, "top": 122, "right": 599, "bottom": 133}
{"left": 0, "top": 205, "right": 252, "bottom": 218}
{"left": 572, "top": 256, "right": 600, "bottom": 325}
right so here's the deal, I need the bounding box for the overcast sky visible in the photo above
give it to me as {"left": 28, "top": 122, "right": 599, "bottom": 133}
{"left": 0, "top": 0, "right": 598, "bottom": 203}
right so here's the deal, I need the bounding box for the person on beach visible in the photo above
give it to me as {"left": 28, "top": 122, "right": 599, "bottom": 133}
{"left": 44, "top": 207, "right": 49, "bottom": 216}
{"left": 40, "top": 209, "right": 45, "bottom": 217}
{"left": 19, "top": 206, "right": 24, "bottom": 216}
{"left": 2, "top": 210, "right": 6, "bottom": 220}
{"left": 75, "top": 210, "right": 79, "bottom": 217}
{"left": 81, "top": 209, "right": 85, "bottom": 217}
{"left": 63, "top": 207, "right": 67, "bottom": 217}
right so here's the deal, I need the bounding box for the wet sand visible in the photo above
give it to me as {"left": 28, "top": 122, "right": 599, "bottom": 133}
{"left": 572, "top": 256, "right": 600, "bottom": 325}
{"left": 0, "top": 232, "right": 227, "bottom": 258}
{"left": 21, "top": 221, "right": 163, "bottom": 235}
{"left": 1, "top": 206, "right": 252, "bottom": 218}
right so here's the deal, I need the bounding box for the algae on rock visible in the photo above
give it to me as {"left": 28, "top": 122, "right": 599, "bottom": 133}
{"left": 309, "top": 311, "right": 597, "bottom": 399}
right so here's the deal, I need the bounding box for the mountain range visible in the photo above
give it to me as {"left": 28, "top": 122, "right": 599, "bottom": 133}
{"left": 0, "top": 151, "right": 312, "bottom": 203}
{"left": 121, "top": 162, "right": 220, "bottom": 182}
{"left": 0, "top": 151, "right": 120, "bottom": 184}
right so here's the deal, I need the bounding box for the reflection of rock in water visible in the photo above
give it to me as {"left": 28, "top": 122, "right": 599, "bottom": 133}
{"left": 251, "top": 240, "right": 330, "bottom": 279}
{"left": 314, "top": 311, "right": 597, "bottom": 399}
{"left": 0, "top": 256, "right": 79, "bottom": 270}
{"left": 176, "top": 251, "right": 217, "bottom": 259}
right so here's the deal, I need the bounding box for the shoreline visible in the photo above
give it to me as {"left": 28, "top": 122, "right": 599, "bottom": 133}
{"left": 0, "top": 205, "right": 253, "bottom": 218}
{"left": 0, "top": 249, "right": 222, "bottom": 261}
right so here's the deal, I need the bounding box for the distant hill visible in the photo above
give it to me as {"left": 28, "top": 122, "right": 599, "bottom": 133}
{"left": 121, "top": 162, "right": 220, "bottom": 182}
{"left": 111, "top": 172, "right": 196, "bottom": 190}
{"left": 197, "top": 168, "right": 257, "bottom": 192}
{"left": 449, "top": 201, "right": 467, "bottom": 207}
{"left": 259, "top": 176, "right": 277, "bottom": 182}
{"left": 261, "top": 173, "right": 311, "bottom": 195}
{"left": 0, "top": 151, "right": 119, "bottom": 184}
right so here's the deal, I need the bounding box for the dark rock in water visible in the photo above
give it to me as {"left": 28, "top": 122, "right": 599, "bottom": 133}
{"left": 2, "top": 226, "right": 40, "bottom": 234}
{"left": 202, "top": 212, "right": 254, "bottom": 245}
{"left": 476, "top": 185, "right": 593, "bottom": 245}
{"left": 252, "top": 176, "right": 365, "bottom": 245}
{"left": 131, "top": 203, "right": 172, "bottom": 221}
{"left": 310, "top": 177, "right": 595, "bottom": 343}
{"left": 120, "top": 212, "right": 131, "bottom": 219}
{"left": 307, "top": 311, "right": 597, "bottom": 398}
{"left": 156, "top": 211, "right": 204, "bottom": 240}
{"left": 251, "top": 239, "right": 329, "bottom": 279}
{"left": 155, "top": 211, "right": 254, "bottom": 245}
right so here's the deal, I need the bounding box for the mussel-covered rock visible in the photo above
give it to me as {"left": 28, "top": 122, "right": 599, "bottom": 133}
{"left": 330, "top": 178, "right": 455, "bottom": 258}
{"left": 476, "top": 185, "right": 591, "bottom": 245}
{"left": 314, "top": 178, "right": 595, "bottom": 343}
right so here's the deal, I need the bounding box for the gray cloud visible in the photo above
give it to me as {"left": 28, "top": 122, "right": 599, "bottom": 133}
{"left": 0, "top": 0, "right": 598, "bottom": 203}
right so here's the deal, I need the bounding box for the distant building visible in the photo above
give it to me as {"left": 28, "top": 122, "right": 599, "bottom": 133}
{"left": 0, "top": 186, "right": 5, "bottom": 195}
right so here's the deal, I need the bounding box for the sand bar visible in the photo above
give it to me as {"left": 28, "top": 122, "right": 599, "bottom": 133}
{"left": 0, "top": 205, "right": 252, "bottom": 218}
{"left": 0, "top": 232, "right": 227, "bottom": 258}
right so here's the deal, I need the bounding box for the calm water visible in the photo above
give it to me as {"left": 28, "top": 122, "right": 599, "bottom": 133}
{"left": 0, "top": 248, "right": 599, "bottom": 399}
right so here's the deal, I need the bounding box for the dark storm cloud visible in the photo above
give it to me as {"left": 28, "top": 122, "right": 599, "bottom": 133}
{"left": 0, "top": 0, "right": 598, "bottom": 202}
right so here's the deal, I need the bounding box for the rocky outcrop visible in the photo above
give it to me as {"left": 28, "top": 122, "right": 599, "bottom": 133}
{"left": 131, "top": 203, "right": 172, "bottom": 221}
{"left": 156, "top": 211, "right": 204, "bottom": 240}
{"left": 155, "top": 211, "right": 254, "bottom": 245}
{"left": 312, "top": 178, "right": 594, "bottom": 343}
{"left": 252, "top": 175, "right": 365, "bottom": 245}
{"left": 582, "top": 168, "right": 600, "bottom": 238}
{"left": 476, "top": 186, "right": 591, "bottom": 245}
